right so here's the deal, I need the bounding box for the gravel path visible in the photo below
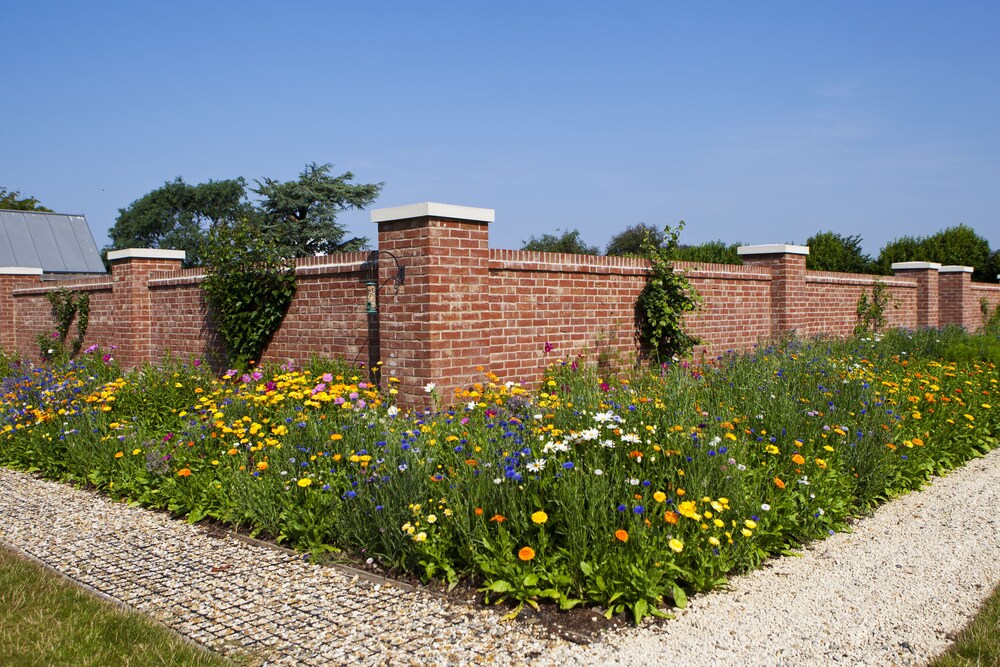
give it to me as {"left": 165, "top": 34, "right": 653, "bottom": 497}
{"left": 3, "top": 449, "right": 1000, "bottom": 666}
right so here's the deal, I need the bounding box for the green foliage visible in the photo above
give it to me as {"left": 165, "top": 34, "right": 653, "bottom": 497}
{"left": 674, "top": 240, "right": 743, "bottom": 265}
{"left": 636, "top": 222, "right": 702, "bottom": 361}
{"left": 108, "top": 177, "right": 248, "bottom": 267}
{"left": 876, "top": 225, "right": 995, "bottom": 282}
{"left": 521, "top": 228, "right": 600, "bottom": 255}
{"left": 0, "top": 186, "right": 51, "bottom": 212}
{"left": 982, "top": 298, "right": 1000, "bottom": 336}
{"left": 201, "top": 219, "right": 297, "bottom": 367}
{"left": 806, "top": 231, "right": 874, "bottom": 274}
{"left": 854, "top": 279, "right": 897, "bottom": 335}
{"left": 252, "top": 162, "right": 382, "bottom": 257}
{"left": 36, "top": 288, "right": 90, "bottom": 362}
{"left": 605, "top": 224, "right": 664, "bottom": 256}
{"left": 108, "top": 163, "right": 381, "bottom": 266}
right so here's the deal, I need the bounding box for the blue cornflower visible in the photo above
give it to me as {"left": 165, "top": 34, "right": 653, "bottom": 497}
{"left": 562, "top": 462, "right": 574, "bottom": 470}
{"left": 633, "top": 506, "right": 645, "bottom": 514}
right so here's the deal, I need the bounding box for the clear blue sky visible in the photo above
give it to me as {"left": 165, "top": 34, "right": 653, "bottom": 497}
{"left": 3, "top": 1, "right": 998, "bottom": 257}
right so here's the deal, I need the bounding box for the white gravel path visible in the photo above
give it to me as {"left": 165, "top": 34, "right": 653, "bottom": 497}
{"left": 3, "top": 447, "right": 1000, "bottom": 665}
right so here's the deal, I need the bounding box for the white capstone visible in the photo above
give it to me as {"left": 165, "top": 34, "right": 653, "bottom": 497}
{"left": 371, "top": 202, "right": 494, "bottom": 224}
{"left": 0, "top": 266, "right": 43, "bottom": 275}
{"left": 106, "top": 248, "right": 186, "bottom": 261}
{"left": 737, "top": 244, "right": 809, "bottom": 256}
{"left": 891, "top": 261, "right": 942, "bottom": 271}
{"left": 939, "top": 265, "right": 974, "bottom": 273}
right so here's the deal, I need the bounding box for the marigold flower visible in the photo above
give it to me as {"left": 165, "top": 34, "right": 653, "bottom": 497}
{"left": 614, "top": 529, "right": 629, "bottom": 543}
{"left": 791, "top": 453, "right": 805, "bottom": 465}
{"left": 531, "top": 510, "right": 548, "bottom": 524}
{"left": 663, "top": 511, "right": 679, "bottom": 524}
{"left": 475, "top": 507, "right": 484, "bottom": 516}
{"left": 177, "top": 468, "right": 192, "bottom": 477}
{"left": 114, "top": 451, "right": 124, "bottom": 459}
{"left": 668, "top": 538, "right": 684, "bottom": 553}
{"left": 653, "top": 491, "right": 667, "bottom": 503}
{"left": 256, "top": 461, "right": 268, "bottom": 471}
{"left": 815, "top": 458, "right": 827, "bottom": 468}
{"left": 774, "top": 476, "right": 786, "bottom": 489}
{"left": 490, "top": 514, "right": 506, "bottom": 523}
{"left": 518, "top": 546, "right": 535, "bottom": 561}
{"left": 298, "top": 478, "right": 312, "bottom": 487}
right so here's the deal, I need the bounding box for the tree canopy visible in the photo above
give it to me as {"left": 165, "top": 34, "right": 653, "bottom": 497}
{"left": 521, "top": 228, "right": 600, "bottom": 255}
{"left": 108, "top": 163, "right": 382, "bottom": 266}
{"left": 805, "top": 231, "right": 874, "bottom": 274}
{"left": 675, "top": 240, "right": 743, "bottom": 265}
{"left": 1, "top": 187, "right": 51, "bottom": 212}
{"left": 875, "top": 225, "right": 994, "bottom": 281}
{"left": 605, "top": 224, "right": 665, "bottom": 256}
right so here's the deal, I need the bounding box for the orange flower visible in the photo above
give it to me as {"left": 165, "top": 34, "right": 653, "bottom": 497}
{"left": 256, "top": 461, "right": 268, "bottom": 471}
{"left": 475, "top": 507, "right": 484, "bottom": 516}
{"left": 774, "top": 476, "right": 785, "bottom": 489}
{"left": 114, "top": 451, "right": 124, "bottom": 459}
{"left": 490, "top": 514, "right": 506, "bottom": 523}
{"left": 791, "top": 453, "right": 805, "bottom": 465}
{"left": 663, "top": 511, "right": 679, "bottom": 524}
{"left": 177, "top": 468, "right": 192, "bottom": 477}
{"left": 614, "top": 529, "right": 629, "bottom": 543}
{"left": 518, "top": 546, "right": 535, "bottom": 561}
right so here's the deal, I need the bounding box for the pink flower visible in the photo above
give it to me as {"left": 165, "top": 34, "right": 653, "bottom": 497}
{"left": 544, "top": 342, "right": 554, "bottom": 353}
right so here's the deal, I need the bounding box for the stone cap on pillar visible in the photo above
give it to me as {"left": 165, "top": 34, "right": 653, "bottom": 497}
{"left": 106, "top": 248, "right": 187, "bottom": 261}
{"left": 939, "top": 265, "right": 974, "bottom": 273}
{"left": 891, "top": 261, "right": 941, "bottom": 271}
{"left": 0, "top": 267, "right": 43, "bottom": 275}
{"left": 737, "top": 244, "right": 809, "bottom": 256}
{"left": 371, "top": 202, "right": 495, "bottom": 224}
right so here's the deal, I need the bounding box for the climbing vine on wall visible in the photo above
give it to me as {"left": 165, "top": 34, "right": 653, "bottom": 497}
{"left": 636, "top": 221, "right": 702, "bottom": 362}
{"left": 201, "top": 218, "right": 297, "bottom": 368}
{"left": 37, "top": 287, "right": 90, "bottom": 361}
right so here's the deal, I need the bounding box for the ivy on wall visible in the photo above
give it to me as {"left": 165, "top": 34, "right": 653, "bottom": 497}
{"left": 37, "top": 287, "right": 90, "bottom": 361}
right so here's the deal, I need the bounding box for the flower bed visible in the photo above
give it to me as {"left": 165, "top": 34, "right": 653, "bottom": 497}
{"left": 0, "top": 331, "right": 997, "bottom": 623}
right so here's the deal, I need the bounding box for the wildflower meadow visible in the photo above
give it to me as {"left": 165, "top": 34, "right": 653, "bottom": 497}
{"left": 1, "top": 328, "right": 997, "bottom": 623}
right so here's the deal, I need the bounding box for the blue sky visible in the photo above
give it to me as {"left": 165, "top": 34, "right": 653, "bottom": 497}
{"left": 3, "top": 1, "right": 998, "bottom": 258}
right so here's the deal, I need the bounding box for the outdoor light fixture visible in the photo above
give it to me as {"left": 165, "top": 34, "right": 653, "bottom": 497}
{"left": 366, "top": 280, "right": 378, "bottom": 313}
{"left": 364, "top": 250, "right": 406, "bottom": 315}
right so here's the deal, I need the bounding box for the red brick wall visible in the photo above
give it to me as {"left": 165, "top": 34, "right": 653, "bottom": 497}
{"left": 3, "top": 211, "right": 998, "bottom": 402}
{"left": 801, "top": 272, "right": 917, "bottom": 337}
{"left": 969, "top": 283, "right": 1000, "bottom": 331}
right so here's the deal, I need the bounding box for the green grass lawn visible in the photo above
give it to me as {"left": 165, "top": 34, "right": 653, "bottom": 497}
{"left": 0, "top": 546, "right": 237, "bottom": 667}
{"left": 930, "top": 581, "right": 1000, "bottom": 666}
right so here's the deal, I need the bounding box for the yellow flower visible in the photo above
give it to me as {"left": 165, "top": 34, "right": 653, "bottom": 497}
{"left": 741, "top": 528, "right": 753, "bottom": 537}
{"left": 653, "top": 491, "right": 667, "bottom": 503}
{"left": 678, "top": 501, "right": 700, "bottom": 520}
{"left": 815, "top": 458, "right": 827, "bottom": 469}
{"left": 531, "top": 510, "right": 548, "bottom": 525}
{"left": 708, "top": 536, "right": 721, "bottom": 547}
{"left": 297, "top": 478, "right": 312, "bottom": 488}
{"left": 668, "top": 538, "right": 684, "bottom": 553}
{"left": 964, "top": 414, "right": 975, "bottom": 421}
{"left": 114, "top": 451, "right": 124, "bottom": 458}
{"left": 132, "top": 448, "right": 141, "bottom": 455}
{"left": 518, "top": 546, "right": 536, "bottom": 561}
{"left": 256, "top": 461, "right": 268, "bottom": 471}
{"left": 744, "top": 519, "right": 757, "bottom": 529}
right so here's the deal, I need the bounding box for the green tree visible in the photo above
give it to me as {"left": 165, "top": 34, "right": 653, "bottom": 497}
{"left": 606, "top": 224, "right": 664, "bottom": 256}
{"left": 252, "top": 162, "right": 382, "bottom": 257}
{"left": 522, "top": 228, "right": 600, "bottom": 255}
{"left": 875, "top": 225, "right": 994, "bottom": 281}
{"left": 805, "top": 231, "right": 873, "bottom": 274}
{"left": 108, "top": 178, "right": 249, "bottom": 267}
{"left": 675, "top": 240, "right": 743, "bottom": 265}
{"left": 1, "top": 187, "right": 52, "bottom": 212}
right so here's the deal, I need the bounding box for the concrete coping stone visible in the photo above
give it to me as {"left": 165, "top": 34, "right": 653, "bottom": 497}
{"left": 371, "top": 202, "right": 495, "bottom": 224}
{"left": 737, "top": 244, "right": 809, "bottom": 256}
{"left": 891, "top": 261, "right": 942, "bottom": 271}
{"left": 107, "top": 248, "right": 187, "bottom": 261}
{"left": 939, "top": 265, "right": 974, "bottom": 273}
{"left": 0, "top": 266, "right": 43, "bottom": 275}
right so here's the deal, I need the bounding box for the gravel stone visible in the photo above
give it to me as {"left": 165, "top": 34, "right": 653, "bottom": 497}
{"left": 3, "top": 449, "right": 1000, "bottom": 665}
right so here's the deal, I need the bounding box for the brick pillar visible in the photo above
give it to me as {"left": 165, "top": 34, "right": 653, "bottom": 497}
{"left": 737, "top": 244, "right": 809, "bottom": 340}
{"left": 892, "top": 262, "right": 941, "bottom": 328}
{"left": 372, "top": 202, "right": 494, "bottom": 407}
{"left": 0, "top": 267, "right": 43, "bottom": 354}
{"left": 938, "top": 265, "right": 975, "bottom": 330}
{"left": 106, "top": 249, "right": 186, "bottom": 367}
